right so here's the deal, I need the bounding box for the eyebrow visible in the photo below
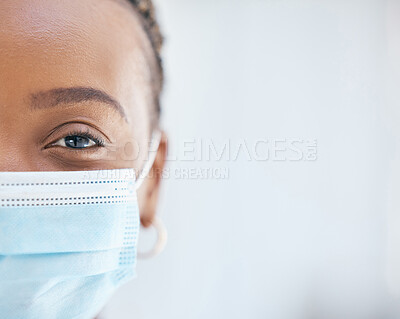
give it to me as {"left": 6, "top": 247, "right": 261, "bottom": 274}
{"left": 30, "top": 87, "right": 127, "bottom": 120}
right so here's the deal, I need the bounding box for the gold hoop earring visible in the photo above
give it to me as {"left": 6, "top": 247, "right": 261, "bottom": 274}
{"left": 137, "top": 216, "right": 168, "bottom": 259}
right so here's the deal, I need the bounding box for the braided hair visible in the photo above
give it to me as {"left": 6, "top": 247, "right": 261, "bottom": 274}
{"left": 126, "top": 0, "right": 164, "bottom": 121}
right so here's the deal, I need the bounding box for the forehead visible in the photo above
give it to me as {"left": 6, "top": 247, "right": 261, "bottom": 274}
{"left": 0, "top": 0, "right": 154, "bottom": 126}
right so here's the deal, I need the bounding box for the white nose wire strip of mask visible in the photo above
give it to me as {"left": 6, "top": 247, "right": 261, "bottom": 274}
{"left": 135, "top": 130, "right": 162, "bottom": 190}
{"left": 0, "top": 169, "right": 137, "bottom": 205}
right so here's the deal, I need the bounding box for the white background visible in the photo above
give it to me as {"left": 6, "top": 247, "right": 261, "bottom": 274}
{"left": 102, "top": 1, "right": 400, "bottom": 318}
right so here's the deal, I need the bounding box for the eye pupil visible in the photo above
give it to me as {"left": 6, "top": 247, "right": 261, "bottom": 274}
{"left": 64, "top": 136, "right": 90, "bottom": 149}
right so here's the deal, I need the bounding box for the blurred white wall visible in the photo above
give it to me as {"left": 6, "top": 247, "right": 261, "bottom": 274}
{"left": 101, "top": 0, "right": 400, "bottom": 318}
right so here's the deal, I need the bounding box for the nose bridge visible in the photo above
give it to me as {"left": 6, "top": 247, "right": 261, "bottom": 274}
{"left": 0, "top": 155, "right": 23, "bottom": 172}
{"left": 0, "top": 138, "right": 26, "bottom": 172}
{"left": 0, "top": 118, "right": 32, "bottom": 172}
{"left": 0, "top": 147, "right": 40, "bottom": 172}
{"left": 0, "top": 116, "right": 11, "bottom": 171}
{"left": 0, "top": 95, "right": 46, "bottom": 172}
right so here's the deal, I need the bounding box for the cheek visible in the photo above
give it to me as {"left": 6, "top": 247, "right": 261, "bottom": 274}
{"left": 108, "top": 123, "right": 149, "bottom": 172}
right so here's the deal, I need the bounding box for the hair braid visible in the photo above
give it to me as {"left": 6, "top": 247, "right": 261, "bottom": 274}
{"left": 128, "top": 0, "right": 164, "bottom": 89}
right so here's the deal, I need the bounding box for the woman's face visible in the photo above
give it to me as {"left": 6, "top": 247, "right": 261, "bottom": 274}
{"left": 0, "top": 0, "right": 166, "bottom": 226}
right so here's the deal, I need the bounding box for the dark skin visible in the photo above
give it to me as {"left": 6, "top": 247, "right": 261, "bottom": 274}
{"left": 0, "top": 0, "right": 167, "bottom": 227}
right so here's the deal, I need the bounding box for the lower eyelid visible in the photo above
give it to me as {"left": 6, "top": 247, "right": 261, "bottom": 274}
{"left": 43, "top": 145, "right": 111, "bottom": 166}
{"left": 45, "top": 145, "right": 107, "bottom": 156}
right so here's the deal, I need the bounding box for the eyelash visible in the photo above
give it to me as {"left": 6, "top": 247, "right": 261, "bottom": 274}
{"left": 61, "top": 129, "right": 106, "bottom": 148}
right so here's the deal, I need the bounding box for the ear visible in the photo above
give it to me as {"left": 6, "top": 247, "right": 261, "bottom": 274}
{"left": 137, "top": 131, "right": 168, "bottom": 228}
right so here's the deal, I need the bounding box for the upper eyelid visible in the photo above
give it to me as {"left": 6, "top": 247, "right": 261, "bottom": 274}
{"left": 40, "top": 121, "right": 112, "bottom": 145}
{"left": 62, "top": 131, "right": 105, "bottom": 146}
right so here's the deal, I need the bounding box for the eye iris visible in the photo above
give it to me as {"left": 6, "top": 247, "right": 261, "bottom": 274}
{"left": 64, "top": 136, "right": 90, "bottom": 149}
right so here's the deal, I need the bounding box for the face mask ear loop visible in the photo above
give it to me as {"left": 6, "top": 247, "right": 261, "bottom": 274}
{"left": 135, "top": 130, "right": 162, "bottom": 191}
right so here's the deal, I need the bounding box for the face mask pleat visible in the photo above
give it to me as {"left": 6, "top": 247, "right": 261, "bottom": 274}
{"left": 0, "top": 169, "right": 140, "bottom": 319}
{"left": 0, "top": 269, "right": 131, "bottom": 319}
{"left": 0, "top": 202, "right": 138, "bottom": 254}
{"left": 0, "top": 246, "right": 136, "bottom": 282}
{"left": 0, "top": 169, "right": 138, "bottom": 255}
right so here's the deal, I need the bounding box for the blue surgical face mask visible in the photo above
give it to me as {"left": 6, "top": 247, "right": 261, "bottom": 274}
{"left": 0, "top": 133, "right": 161, "bottom": 319}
